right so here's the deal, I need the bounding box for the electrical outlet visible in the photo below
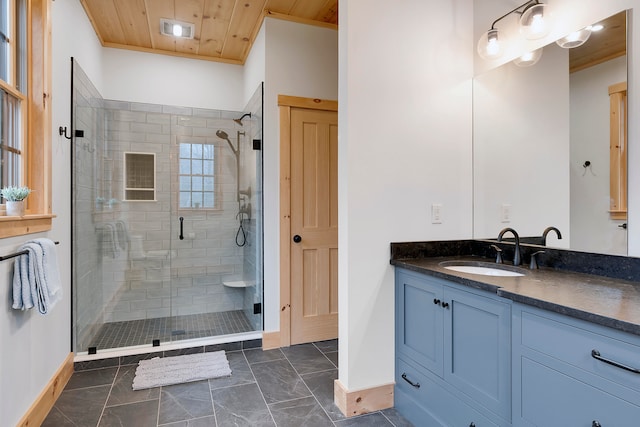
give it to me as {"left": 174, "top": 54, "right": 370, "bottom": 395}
{"left": 432, "top": 204, "right": 443, "bottom": 224}
{"left": 501, "top": 203, "right": 511, "bottom": 223}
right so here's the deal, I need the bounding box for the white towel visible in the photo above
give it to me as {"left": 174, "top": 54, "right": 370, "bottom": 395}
{"left": 12, "top": 238, "right": 62, "bottom": 314}
{"left": 114, "top": 220, "right": 129, "bottom": 251}
{"left": 102, "top": 223, "right": 118, "bottom": 258}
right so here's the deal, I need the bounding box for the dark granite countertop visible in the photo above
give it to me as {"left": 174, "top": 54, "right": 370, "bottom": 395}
{"left": 391, "top": 242, "right": 640, "bottom": 336}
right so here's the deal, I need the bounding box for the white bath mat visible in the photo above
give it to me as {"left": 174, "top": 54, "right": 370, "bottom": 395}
{"left": 132, "top": 350, "right": 231, "bottom": 390}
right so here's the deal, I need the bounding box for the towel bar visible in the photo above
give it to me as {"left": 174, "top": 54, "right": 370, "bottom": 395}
{"left": 0, "top": 241, "right": 60, "bottom": 262}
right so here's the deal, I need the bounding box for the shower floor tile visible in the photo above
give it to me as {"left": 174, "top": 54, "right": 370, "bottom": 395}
{"left": 88, "top": 310, "right": 253, "bottom": 351}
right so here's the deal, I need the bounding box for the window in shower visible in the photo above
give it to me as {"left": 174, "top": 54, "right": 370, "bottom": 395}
{"left": 178, "top": 140, "right": 220, "bottom": 209}
{"left": 123, "top": 152, "right": 156, "bottom": 201}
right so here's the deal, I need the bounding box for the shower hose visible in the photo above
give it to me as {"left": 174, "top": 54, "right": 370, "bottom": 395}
{"left": 236, "top": 217, "right": 246, "bottom": 247}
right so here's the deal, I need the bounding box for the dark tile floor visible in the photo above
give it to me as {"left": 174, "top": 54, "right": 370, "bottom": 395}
{"left": 89, "top": 310, "right": 254, "bottom": 350}
{"left": 43, "top": 340, "right": 414, "bottom": 427}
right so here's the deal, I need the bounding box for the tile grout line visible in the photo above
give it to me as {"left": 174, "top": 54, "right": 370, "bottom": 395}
{"left": 242, "top": 347, "right": 280, "bottom": 426}
{"left": 155, "top": 384, "right": 163, "bottom": 427}
{"left": 95, "top": 365, "right": 120, "bottom": 426}
{"left": 281, "top": 345, "right": 338, "bottom": 426}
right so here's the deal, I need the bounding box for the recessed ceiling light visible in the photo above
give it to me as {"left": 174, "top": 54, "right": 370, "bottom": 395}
{"left": 160, "top": 18, "right": 194, "bottom": 39}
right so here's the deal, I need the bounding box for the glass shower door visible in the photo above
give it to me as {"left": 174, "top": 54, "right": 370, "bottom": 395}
{"left": 167, "top": 113, "right": 255, "bottom": 342}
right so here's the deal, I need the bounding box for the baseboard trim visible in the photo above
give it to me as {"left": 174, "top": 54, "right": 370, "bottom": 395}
{"left": 334, "top": 379, "right": 394, "bottom": 417}
{"left": 262, "top": 331, "right": 281, "bottom": 350}
{"left": 17, "top": 352, "right": 74, "bottom": 427}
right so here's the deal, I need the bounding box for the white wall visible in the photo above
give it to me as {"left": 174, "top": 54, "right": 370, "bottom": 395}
{"left": 473, "top": 44, "right": 570, "bottom": 244}
{"left": 0, "top": 0, "right": 103, "bottom": 424}
{"left": 243, "top": 24, "right": 266, "bottom": 107}
{"left": 338, "top": 0, "right": 474, "bottom": 390}
{"left": 262, "top": 18, "right": 339, "bottom": 331}
{"left": 101, "top": 48, "right": 245, "bottom": 111}
{"left": 570, "top": 56, "right": 627, "bottom": 254}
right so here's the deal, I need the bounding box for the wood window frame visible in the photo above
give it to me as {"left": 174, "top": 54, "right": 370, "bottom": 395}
{"left": 0, "top": 0, "right": 53, "bottom": 239}
{"left": 609, "top": 81, "right": 627, "bottom": 220}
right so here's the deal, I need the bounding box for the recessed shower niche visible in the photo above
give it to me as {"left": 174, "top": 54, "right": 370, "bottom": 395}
{"left": 124, "top": 152, "right": 156, "bottom": 201}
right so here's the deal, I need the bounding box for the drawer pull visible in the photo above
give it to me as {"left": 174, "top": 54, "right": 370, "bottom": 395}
{"left": 401, "top": 373, "right": 421, "bottom": 388}
{"left": 433, "top": 298, "right": 441, "bottom": 306}
{"left": 591, "top": 349, "right": 640, "bottom": 374}
{"left": 442, "top": 302, "right": 450, "bottom": 309}
{"left": 593, "top": 421, "right": 602, "bottom": 427}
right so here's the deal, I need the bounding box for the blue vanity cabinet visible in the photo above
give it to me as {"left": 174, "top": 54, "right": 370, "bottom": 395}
{"left": 396, "top": 268, "right": 444, "bottom": 376}
{"left": 512, "top": 304, "right": 640, "bottom": 427}
{"left": 395, "top": 268, "right": 511, "bottom": 426}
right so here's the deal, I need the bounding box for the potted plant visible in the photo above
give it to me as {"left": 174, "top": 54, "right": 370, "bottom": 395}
{"left": 1, "top": 186, "right": 32, "bottom": 216}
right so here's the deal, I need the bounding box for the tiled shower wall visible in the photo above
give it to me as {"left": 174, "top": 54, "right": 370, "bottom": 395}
{"left": 72, "top": 60, "right": 106, "bottom": 351}
{"left": 98, "top": 100, "right": 250, "bottom": 323}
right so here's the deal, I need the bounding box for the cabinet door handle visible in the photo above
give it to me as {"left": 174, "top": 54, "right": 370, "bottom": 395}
{"left": 591, "top": 349, "right": 640, "bottom": 374}
{"left": 469, "top": 423, "right": 476, "bottom": 427}
{"left": 401, "top": 373, "right": 420, "bottom": 388}
{"left": 433, "top": 298, "right": 441, "bottom": 306}
{"left": 592, "top": 421, "right": 602, "bottom": 427}
{"left": 442, "top": 302, "right": 450, "bottom": 309}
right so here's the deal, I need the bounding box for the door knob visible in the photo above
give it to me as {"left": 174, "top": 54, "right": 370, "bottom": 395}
{"left": 293, "top": 235, "right": 302, "bottom": 243}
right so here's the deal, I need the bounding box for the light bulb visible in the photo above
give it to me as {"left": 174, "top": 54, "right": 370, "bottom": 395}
{"left": 513, "top": 48, "right": 543, "bottom": 67}
{"left": 519, "top": 3, "right": 551, "bottom": 40}
{"left": 477, "top": 29, "right": 503, "bottom": 60}
{"left": 172, "top": 24, "right": 183, "bottom": 37}
{"left": 556, "top": 27, "right": 591, "bottom": 48}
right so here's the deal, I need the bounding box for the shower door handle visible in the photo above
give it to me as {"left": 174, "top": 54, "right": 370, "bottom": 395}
{"left": 179, "top": 217, "right": 184, "bottom": 240}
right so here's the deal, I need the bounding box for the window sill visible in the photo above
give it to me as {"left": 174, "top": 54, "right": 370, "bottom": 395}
{"left": 0, "top": 214, "right": 55, "bottom": 238}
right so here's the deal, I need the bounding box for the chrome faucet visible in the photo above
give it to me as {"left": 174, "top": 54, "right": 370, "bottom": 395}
{"left": 542, "top": 226, "right": 562, "bottom": 246}
{"left": 497, "top": 227, "right": 521, "bottom": 266}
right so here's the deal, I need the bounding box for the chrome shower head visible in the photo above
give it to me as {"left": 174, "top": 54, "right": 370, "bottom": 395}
{"left": 233, "top": 113, "right": 252, "bottom": 126}
{"left": 216, "top": 129, "right": 230, "bottom": 140}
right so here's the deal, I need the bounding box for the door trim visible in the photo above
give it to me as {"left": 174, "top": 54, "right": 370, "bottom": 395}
{"left": 278, "top": 95, "right": 338, "bottom": 348}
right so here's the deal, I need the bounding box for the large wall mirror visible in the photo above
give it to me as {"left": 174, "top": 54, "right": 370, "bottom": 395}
{"left": 473, "top": 7, "right": 628, "bottom": 256}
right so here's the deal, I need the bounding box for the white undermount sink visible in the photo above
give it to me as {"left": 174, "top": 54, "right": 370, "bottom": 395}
{"left": 439, "top": 261, "right": 526, "bottom": 277}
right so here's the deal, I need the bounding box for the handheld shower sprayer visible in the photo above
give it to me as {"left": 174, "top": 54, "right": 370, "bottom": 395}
{"left": 215, "top": 130, "right": 238, "bottom": 157}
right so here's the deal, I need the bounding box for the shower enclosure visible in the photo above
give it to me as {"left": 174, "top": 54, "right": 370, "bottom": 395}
{"left": 71, "top": 59, "right": 263, "bottom": 354}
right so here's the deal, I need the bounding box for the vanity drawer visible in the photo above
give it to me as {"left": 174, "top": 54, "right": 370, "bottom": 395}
{"left": 519, "top": 308, "right": 640, "bottom": 393}
{"left": 396, "top": 357, "right": 499, "bottom": 427}
{"left": 519, "top": 356, "right": 640, "bottom": 427}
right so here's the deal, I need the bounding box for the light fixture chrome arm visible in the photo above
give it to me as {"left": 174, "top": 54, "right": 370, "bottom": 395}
{"left": 489, "top": 0, "right": 540, "bottom": 30}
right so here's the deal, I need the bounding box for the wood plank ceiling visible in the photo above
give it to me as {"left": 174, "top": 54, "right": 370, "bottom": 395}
{"left": 79, "top": 0, "right": 338, "bottom": 64}
{"left": 569, "top": 11, "right": 626, "bottom": 74}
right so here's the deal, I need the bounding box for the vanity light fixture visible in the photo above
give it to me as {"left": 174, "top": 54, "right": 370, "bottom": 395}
{"left": 556, "top": 26, "right": 591, "bottom": 49}
{"left": 160, "top": 18, "right": 195, "bottom": 39}
{"left": 513, "top": 48, "right": 543, "bottom": 67}
{"left": 477, "top": 0, "right": 550, "bottom": 61}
